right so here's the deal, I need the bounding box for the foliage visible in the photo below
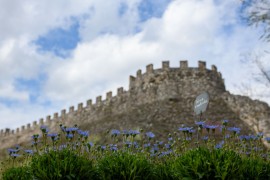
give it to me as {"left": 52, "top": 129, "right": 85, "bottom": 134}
{"left": 2, "top": 120, "right": 270, "bottom": 179}
{"left": 31, "top": 148, "right": 98, "bottom": 180}
{"left": 2, "top": 166, "right": 33, "bottom": 180}
{"left": 97, "top": 151, "right": 154, "bottom": 180}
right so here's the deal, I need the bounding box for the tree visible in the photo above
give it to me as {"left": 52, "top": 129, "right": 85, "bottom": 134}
{"left": 242, "top": 0, "right": 270, "bottom": 41}
{"left": 239, "top": 0, "right": 270, "bottom": 98}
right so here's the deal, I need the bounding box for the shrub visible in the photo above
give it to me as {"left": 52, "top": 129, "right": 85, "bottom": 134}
{"left": 2, "top": 166, "right": 33, "bottom": 180}
{"left": 171, "top": 147, "right": 242, "bottom": 180}
{"left": 31, "top": 148, "right": 99, "bottom": 180}
{"left": 97, "top": 151, "right": 154, "bottom": 180}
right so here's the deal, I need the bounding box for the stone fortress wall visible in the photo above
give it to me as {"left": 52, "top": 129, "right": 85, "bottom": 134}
{"left": 0, "top": 60, "right": 270, "bottom": 150}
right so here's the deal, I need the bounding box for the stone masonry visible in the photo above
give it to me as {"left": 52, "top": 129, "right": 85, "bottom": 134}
{"left": 1, "top": 60, "right": 270, "bottom": 153}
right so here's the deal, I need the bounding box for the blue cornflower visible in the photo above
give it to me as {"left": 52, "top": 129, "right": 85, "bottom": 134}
{"left": 125, "top": 141, "right": 132, "bottom": 148}
{"left": 250, "top": 135, "right": 258, "bottom": 140}
{"left": 111, "top": 129, "right": 121, "bottom": 136}
{"left": 48, "top": 133, "right": 58, "bottom": 141}
{"left": 66, "top": 133, "right": 74, "bottom": 139}
{"left": 77, "top": 130, "right": 89, "bottom": 138}
{"left": 202, "top": 136, "right": 209, "bottom": 141}
{"left": 146, "top": 132, "right": 155, "bottom": 139}
{"left": 158, "top": 141, "right": 164, "bottom": 145}
{"left": 188, "top": 129, "right": 196, "bottom": 134}
{"left": 204, "top": 125, "right": 219, "bottom": 129}
{"left": 144, "top": 143, "right": 151, "bottom": 148}
{"left": 40, "top": 125, "right": 49, "bottom": 133}
{"left": 101, "top": 145, "right": 106, "bottom": 150}
{"left": 257, "top": 132, "right": 264, "bottom": 138}
{"left": 165, "top": 144, "right": 171, "bottom": 150}
{"left": 32, "top": 134, "right": 40, "bottom": 141}
{"left": 185, "top": 137, "right": 192, "bottom": 141}
{"left": 66, "top": 127, "right": 78, "bottom": 134}
{"left": 151, "top": 146, "right": 159, "bottom": 153}
{"left": 24, "top": 150, "right": 33, "bottom": 155}
{"left": 195, "top": 121, "right": 205, "bottom": 127}
{"left": 222, "top": 120, "right": 229, "bottom": 126}
{"left": 109, "top": 144, "right": 118, "bottom": 151}
{"left": 158, "top": 150, "right": 172, "bottom": 157}
{"left": 225, "top": 134, "right": 230, "bottom": 139}
{"left": 8, "top": 148, "right": 19, "bottom": 154}
{"left": 129, "top": 130, "right": 140, "bottom": 136}
{"left": 265, "top": 137, "right": 270, "bottom": 143}
{"left": 122, "top": 130, "right": 129, "bottom": 137}
{"left": 228, "top": 127, "right": 241, "bottom": 134}
{"left": 215, "top": 141, "right": 224, "bottom": 149}
{"left": 133, "top": 141, "right": 139, "bottom": 148}
{"left": 168, "top": 137, "right": 173, "bottom": 141}
{"left": 88, "top": 142, "right": 94, "bottom": 147}
{"left": 10, "top": 154, "right": 20, "bottom": 157}
{"left": 178, "top": 127, "right": 193, "bottom": 132}
{"left": 32, "top": 141, "right": 39, "bottom": 146}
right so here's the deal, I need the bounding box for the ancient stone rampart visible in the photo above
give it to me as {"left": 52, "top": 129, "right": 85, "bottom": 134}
{"left": 0, "top": 60, "right": 269, "bottom": 151}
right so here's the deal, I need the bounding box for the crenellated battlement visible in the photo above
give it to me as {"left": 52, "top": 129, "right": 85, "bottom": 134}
{"left": 0, "top": 60, "right": 226, "bottom": 138}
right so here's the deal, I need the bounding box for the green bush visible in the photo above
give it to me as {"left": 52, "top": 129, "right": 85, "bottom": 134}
{"left": 2, "top": 166, "right": 33, "bottom": 180}
{"left": 240, "top": 156, "right": 270, "bottom": 179}
{"left": 171, "top": 147, "right": 242, "bottom": 180}
{"left": 31, "top": 148, "right": 99, "bottom": 180}
{"left": 97, "top": 151, "right": 154, "bottom": 180}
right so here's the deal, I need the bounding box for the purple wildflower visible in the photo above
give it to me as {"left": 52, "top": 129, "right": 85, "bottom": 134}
{"left": 66, "top": 133, "right": 74, "bottom": 139}
{"left": 65, "top": 127, "right": 78, "bottom": 134}
{"left": 178, "top": 127, "right": 193, "bottom": 132}
{"left": 257, "top": 132, "right": 264, "bottom": 138}
{"left": 195, "top": 121, "right": 205, "bottom": 127}
{"left": 228, "top": 127, "right": 241, "bottom": 134}
{"left": 8, "top": 148, "right": 19, "bottom": 154}
{"left": 158, "top": 150, "right": 172, "bottom": 157}
{"left": 222, "top": 120, "right": 229, "bottom": 126}
{"left": 111, "top": 129, "right": 121, "bottom": 136}
{"left": 215, "top": 141, "right": 224, "bottom": 149}
{"left": 144, "top": 143, "right": 151, "bottom": 148}
{"left": 165, "top": 144, "right": 171, "bottom": 149}
{"left": 202, "top": 136, "right": 209, "bottom": 141}
{"left": 48, "top": 133, "right": 58, "bottom": 141}
{"left": 40, "top": 125, "right": 49, "bottom": 133}
{"left": 129, "top": 130, "right": 140, "bottom": 136}
{"left": 77, "top": 130, "right": 89, "bottom": 138}
{"left": 265, "top": 137, "right": 270, "bottom": 143}
{"left": 10, "top": 154, "right": 20, "bottom": 157}
{"left": 109, "top": 144, "right": 118, "bottom": 151}
{"left": 24, "top": 150, "right": 33, "bottom": 155}
{"left": 146, "top": 132, "right": 155, "bottom": 139}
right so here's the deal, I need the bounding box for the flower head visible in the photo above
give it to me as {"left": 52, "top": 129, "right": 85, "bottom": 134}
{"left": 40, "top": 125, "right": 49, "bottom": 133}
{"left": 48, "top": 133, "right": 59, "bottom": 141}
{"left": 228, "top": 127, "right": 241, "bottom": 134}
{"left": 111, "top": 129, "right": 121, "bottom": 136}
{"left": 77, "top": 130, "right": 89, "bottom": 138}
{"left": 129, "top": 130, "right": 140, "bottom": 136}
{"left": 195, "top": 121, "right": 205, "bottom": 127}
{"left": 222, "top": 120, "right": 229, "bottom": 126}
{"left": 265, "top": 137, "right": 270, "bottom": 143}
{"left": 146, "top": 132, "right": 155, "bottom": 139}
{"left": 24, "top": 150, "right": 33, "bottom": 155}
{"left": 65, "top": 127, "right": 78, "bottom": 134}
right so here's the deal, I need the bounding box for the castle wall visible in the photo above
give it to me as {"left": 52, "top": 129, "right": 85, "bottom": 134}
{"left": 2, "top": 60, "right": 265, "bottom": 151}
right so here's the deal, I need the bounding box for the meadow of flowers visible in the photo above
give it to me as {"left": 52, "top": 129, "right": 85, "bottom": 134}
{"left": 1, "top": 120, "right": 270, "bottom": 179}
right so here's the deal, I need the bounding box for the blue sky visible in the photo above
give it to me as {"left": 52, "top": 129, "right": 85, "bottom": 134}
{"left": 0, "top": 0, "right": 269, "bottom": 130}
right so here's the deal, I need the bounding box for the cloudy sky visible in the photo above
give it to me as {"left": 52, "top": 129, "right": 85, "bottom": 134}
{"left": 0, "top": 0, "right": 269, "bottom": 130}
